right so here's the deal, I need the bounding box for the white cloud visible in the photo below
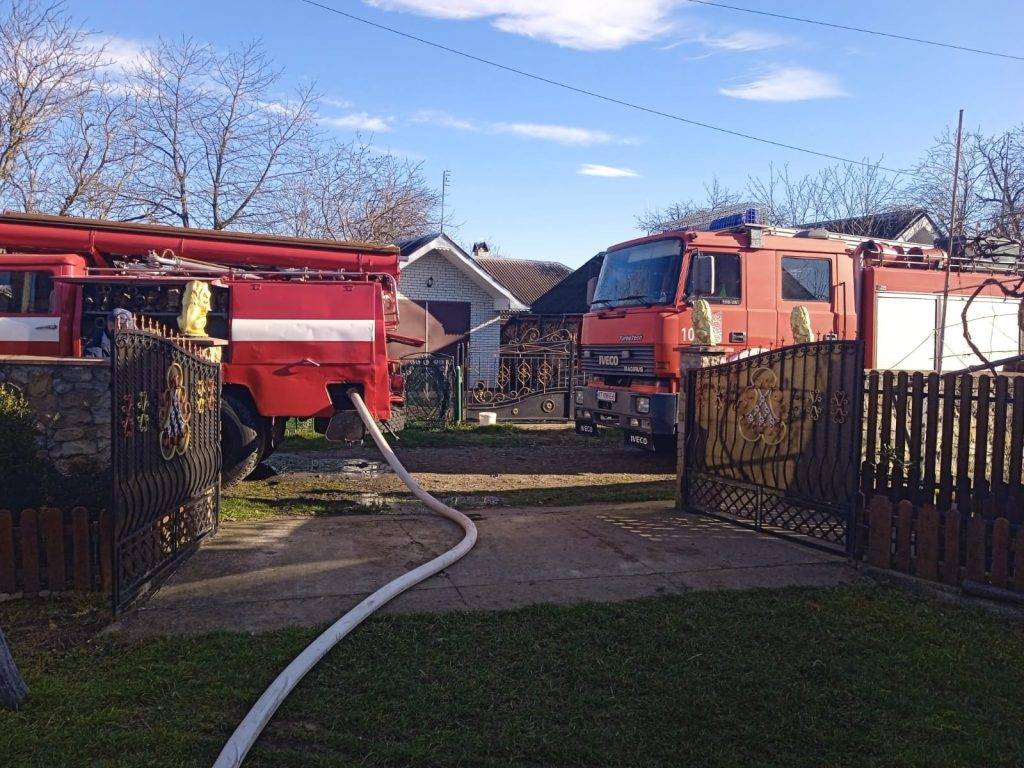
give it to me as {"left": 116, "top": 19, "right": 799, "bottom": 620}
{"left": 661, "top": 28, "right": 789, "bottom": 53}
{"left": 699, "top": 30, "right": 789, "bottom": 52}
{"left": 719, "top": 66, "right": 845, "bottom": 102}
{"left": 578, "top": 164, "right": 639, "bottom": 178}
{"left": 411, "top": 111, "right": 629, "bottom": 145}
{"left": 365, "top": 0, "right": 679, "bottom": 50}
{"left": 321, "top": 112, "right": 393, "bottom": 132}
{"left": 493, "top": 122, "right": 616, "bottom": 145}
{"left": 321, "top": 96, "right": 354, "bottom": 109}
{"left": 410, "top": 109, "right": 478, "bottom": 131}
{"left": 86, "top": 34, "right": 147, "bottom": 74}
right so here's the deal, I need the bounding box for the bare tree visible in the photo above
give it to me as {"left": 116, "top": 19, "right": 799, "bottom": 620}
{"left": 640, "top": 161, "right": 908, "bottom": 235}
{"left": 0, "top": 0, "right": 102, "bottom": 199}
{"left": 279, "top": 139, "right": 439, "bottom": 243}
{"left": 910, "top": 125, "right": 1024, "bottom": 240}
{"left": 636, "top": 177, "right": 743, "bottom": 233}
{"left": 748, "top": 159, "right": 907, "bottom": 232}
{"left": 910, "top": 126, "right": 989, "bottom": 236}
{"left": 199, "top": 42, "right": 317, "bottom": 230}
{"left": 126, "top": 37, "right": 317, "bottom": 230}
{"left": 976, "top": 126, "right": 1024, "bottom": 240}
{"left": 0, "top": 628, "right": 27, "bottom": 711}
{"left": 746, "top": 163, "right": 819, "bottom": 226}
{"left": 8, "top": 84, "right": 142, "bottom": 217}
{"left": 126, "top": 37, "right": 215, "bottom": 227}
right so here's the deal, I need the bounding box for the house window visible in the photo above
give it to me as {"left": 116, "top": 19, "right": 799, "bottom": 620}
{"left": 0, "top": 271, "right": 54, "bottom": 313}
{"left": 781, "top": 257, "right": 831, "bottom": 303}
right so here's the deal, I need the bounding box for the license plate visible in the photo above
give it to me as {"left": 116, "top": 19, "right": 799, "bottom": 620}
{"left": 575, "top": 421, "right": 597, "bottom": 436}
{"left": 596, "top": 390, "right": 617, "bottom": 403}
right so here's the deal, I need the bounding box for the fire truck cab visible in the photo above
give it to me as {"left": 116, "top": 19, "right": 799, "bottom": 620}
{"left": 575, "top": 216, "right": 1023, "bottom": 451}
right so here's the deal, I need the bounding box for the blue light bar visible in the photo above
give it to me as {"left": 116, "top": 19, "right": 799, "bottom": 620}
{"left": 707, "top": 207, "right": 760, "bottom": 231}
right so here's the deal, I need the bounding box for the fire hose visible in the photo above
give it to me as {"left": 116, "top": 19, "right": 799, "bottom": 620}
{"left": 212, "top": 391, "right": 478, "bottom": 768}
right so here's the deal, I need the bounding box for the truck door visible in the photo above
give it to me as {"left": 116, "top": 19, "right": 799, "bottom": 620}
{"left": 777, "top": 254, "right": 839, "bottom": 343}
{"left": 684, "top": 251, "right": 747, "bottom": 345}
{"left": 0, "top": 268, "right": 63, "bottom": 356}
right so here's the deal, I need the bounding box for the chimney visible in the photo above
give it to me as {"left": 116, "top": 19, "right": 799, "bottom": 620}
{"left": 472, "top": 241, "right": 491, "bottom": 258}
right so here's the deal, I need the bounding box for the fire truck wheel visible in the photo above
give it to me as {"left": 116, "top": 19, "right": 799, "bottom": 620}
{"left": 221, "top": 393, "right": 266, "bottom": 486}
{"left": 261, "top": 417, "right": 288, "bottom": 461}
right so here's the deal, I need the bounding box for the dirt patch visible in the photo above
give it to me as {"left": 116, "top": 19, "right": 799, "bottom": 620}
{"left": 0, "top": 593, "right": 110, "bottom": 657}
{"left": 227, "top": 436, "right": 676, "bottom": 521}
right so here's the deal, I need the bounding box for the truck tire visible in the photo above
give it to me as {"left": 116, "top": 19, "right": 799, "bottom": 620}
{"left": 221, "top": 392, "right": 266, "bottom": 486}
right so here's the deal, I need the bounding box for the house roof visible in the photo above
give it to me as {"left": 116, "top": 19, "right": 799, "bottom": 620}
{"left": 396, "top": 232, "right": 439, "bottom": 258}
{"left": 530, "top": 252, "right": 605, "bottom": 316}
{"left": 397, "top": 232, "right": 529, "bottom": 312}
{"left": 799, "top": 208, "right": 940, "bottom": 243}
{"left": 474, "top": 257, "right": 572, "bottom": 305}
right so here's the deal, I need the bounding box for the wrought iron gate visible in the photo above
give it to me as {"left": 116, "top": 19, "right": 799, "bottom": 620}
{"left": 683, "top": 341, "right": 864, "bottom": 551}
{"left": 464, "top": 330, "right": 577, "bottom": 422}
{"left": 110, "top": 327, "right": 221, "bottom": 611}
{"left": 400, "top": 352, "right": 457, "bottom": 427}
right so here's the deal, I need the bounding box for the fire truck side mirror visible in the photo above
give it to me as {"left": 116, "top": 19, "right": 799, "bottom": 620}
{"left": 690, "top": 253, "right": 716, "bottom": 297}
{"left": 585, "top": 276, "right": 598, "bottom": 308}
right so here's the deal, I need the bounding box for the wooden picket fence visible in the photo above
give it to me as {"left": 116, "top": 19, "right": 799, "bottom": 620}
{"left": 863, "top": 495, "right": 1024, "bottom": 594}
{"left": 0, "top": 508, "right": 110, "bottom": 596}
{"left": 863, "top": 370, "right": 1024, "bottom": 518}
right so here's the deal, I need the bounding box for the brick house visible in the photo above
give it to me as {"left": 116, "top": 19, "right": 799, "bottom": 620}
{"left": 391, "top": 234, "right": 570, "bottom": 369}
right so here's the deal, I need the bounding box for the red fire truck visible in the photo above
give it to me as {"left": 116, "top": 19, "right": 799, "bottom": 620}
{"left": 575, "top": 216, "right": 1024, "bottom": 451}
{"left": 0, "top": 212, "right": 404, "bottom": 483}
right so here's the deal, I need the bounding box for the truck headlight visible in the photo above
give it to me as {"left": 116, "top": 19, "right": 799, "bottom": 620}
{"left": 575, "top": 389, "right": 584, "bottom": 404}
{"left": 636, "top": 396, "right": 651, "bottom": 414}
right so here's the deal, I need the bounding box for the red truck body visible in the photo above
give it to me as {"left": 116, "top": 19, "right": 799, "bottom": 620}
{"left": 575, "top": 224, "right": 1023, "bottom": 450}
{"left": 0, "top": 212, "right": 402, "bottom": 480}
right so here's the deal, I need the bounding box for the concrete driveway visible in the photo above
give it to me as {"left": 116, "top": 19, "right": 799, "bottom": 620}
{"left": 118, "top": 501, "right": 868, "bottom": 635}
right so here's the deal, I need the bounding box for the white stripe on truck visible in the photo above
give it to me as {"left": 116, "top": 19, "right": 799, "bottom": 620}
{"left": 0, "top": 316, "right": 60, "bottom": 343}
{"left": 232, "top": 318, "right": 375, "bottom": 342}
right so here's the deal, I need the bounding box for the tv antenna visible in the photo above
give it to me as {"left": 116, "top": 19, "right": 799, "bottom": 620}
{"left": 440, "top": 169, "right": 451, "bottom": 233}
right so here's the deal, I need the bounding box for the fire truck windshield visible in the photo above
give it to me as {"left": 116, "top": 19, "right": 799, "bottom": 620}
{"left": 591, "top": 238, "right": 683, "bottom": 309}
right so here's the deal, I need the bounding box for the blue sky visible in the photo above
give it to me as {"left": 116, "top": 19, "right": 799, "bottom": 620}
{"left": 75, "top": 0, "right": 1022, "bottom": 268}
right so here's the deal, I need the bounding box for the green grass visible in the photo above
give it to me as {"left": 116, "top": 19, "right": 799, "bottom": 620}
{"left": 221, "top": 480, "right": 675, "bottom": 523}
{"left": 2, "top": 587, "right": 1023, "bottom": 767}
{"left": 280, "top": 419, "right": 618, "bottom": 452}
{"left": 221, "top": 494, "right": 393, "bottom": 522}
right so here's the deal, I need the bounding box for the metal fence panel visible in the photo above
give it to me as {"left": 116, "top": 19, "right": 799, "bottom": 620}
{"left": 110, "top": 328, "right": 221, "bottom": 612}
{"left": 684, "top": 341, "right": 864, "bottom": 551}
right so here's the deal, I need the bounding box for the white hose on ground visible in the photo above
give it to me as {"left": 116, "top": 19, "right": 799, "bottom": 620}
{"left": 212, "top": 391, "right": 478, "bottom": 768}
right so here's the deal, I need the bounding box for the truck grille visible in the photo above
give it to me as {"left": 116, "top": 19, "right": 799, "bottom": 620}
{"left": 580, "top": 345, "right": 656, "bottom": 377}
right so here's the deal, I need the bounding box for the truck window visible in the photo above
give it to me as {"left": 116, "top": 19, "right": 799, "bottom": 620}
{"left": 591, "top": 238, "right": 683, "bottom": 308}
{"left": 781, "top": 257, "right": 831, "bottom": 302}
{"left": 685, "top": 252, "right": 741, "bottom": 304}
{"left": 0, "top": 271, "right": 54, "bottom": 313}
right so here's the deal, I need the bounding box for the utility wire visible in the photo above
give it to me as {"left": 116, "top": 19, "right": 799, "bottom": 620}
{"left": 680, "top": 0, "right": 1023, "bottom": 62}
{"left": 295, "top": 0, "right": 913, "bottom": 175}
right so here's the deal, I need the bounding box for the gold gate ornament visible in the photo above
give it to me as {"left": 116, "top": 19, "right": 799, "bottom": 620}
{"left": 737, "top": 367, "right": 789, "bottom": 445}
{"left": 158, "top": 362, "right": 192, "bottom": 459}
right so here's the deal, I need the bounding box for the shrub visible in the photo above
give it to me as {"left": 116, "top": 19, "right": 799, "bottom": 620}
{"left": 0, "top": 385, "right": 54, "bottom": 510}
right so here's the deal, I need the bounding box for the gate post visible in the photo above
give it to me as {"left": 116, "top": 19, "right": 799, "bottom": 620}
{"left": 676, "top": 345, "right": 729, "bottom": 510}
{"left": 454, "top": 364, "right": 464, "bottom": 424}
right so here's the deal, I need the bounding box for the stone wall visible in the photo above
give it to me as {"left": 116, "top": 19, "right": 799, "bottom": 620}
{"left": 0, "top": 357, "right": 110, "bottom": 473}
